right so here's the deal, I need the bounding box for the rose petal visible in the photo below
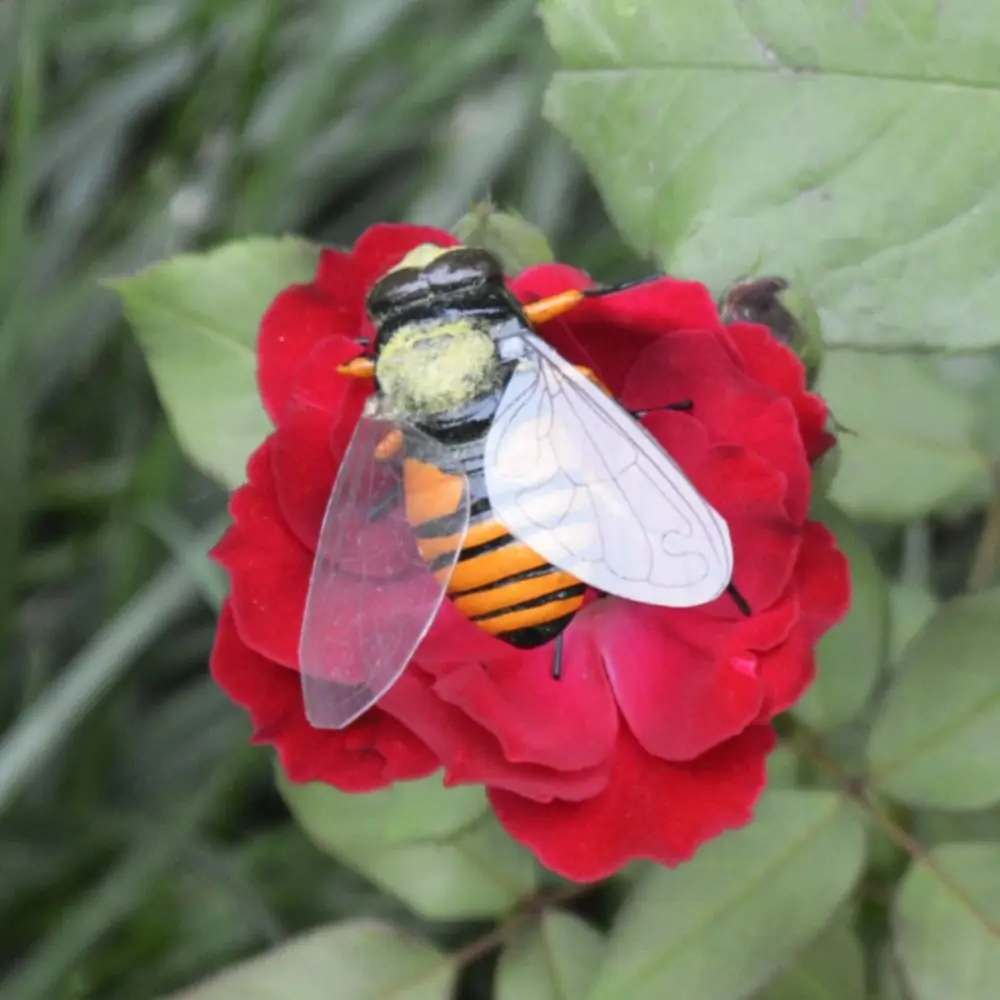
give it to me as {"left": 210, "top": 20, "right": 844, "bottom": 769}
{"left": 582, "top": 599, "right": 763, "bottom": 761}
{"left": 352, "top": 223, "right": 461, "bottom": 291}
{"left": 257, "top": 285, "right": 359, "bottom": 422}
{"left": 430, "top": 621, "right": 619, "bottom": 771}
{"left": 211, "top": 604, "right": 437, "bottom": 789}
{"left": 513, "top": 267, "right": 725, "bottom": 395}
{"left": 796, "top": 521, "right": 852, "bottom": 639}
{"left": 379, "top": 669, "right": 612, "bottom": 802}
{"left": 622, "top": 334, "right": 813, "bottom": 521}
{"left": 726, "top": 321, "right": 834, "bottom": 461}
{"left": 752, "top": 522, "right": 850, "bottom": 719}
{"left": 314, "top": 247, "right": 359, "bottom": 299}
{"left": 212, "top": 442, "right": 310, "bottom": 668}
{"left": 489, "top": 723, "right": 776, "bottom": 882}
{"left": 641, "top": 415, "right": 802, "bottom": 616}
{"left": 271, "top": 338, "right": 372, "bottom": 549}
{"left": 754, "top": 627, "right": 817, "bottom": 721}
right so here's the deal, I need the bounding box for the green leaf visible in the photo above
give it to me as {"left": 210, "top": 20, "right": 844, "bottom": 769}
{"left": 913, "top": 803, "right": 1000, "bottom": 848}
{"left": 894, "top": 843, "right": 1000, "bottom": 1000}
{"left": 112, "top": 238, "right": 320, "bottom": 488}
{"left": 163, "top": 920, "right": 455, "bottom": 1000}
{"left": 815, "top": 351, "right": 989, "bottom": 521}
{"left": 279, "top": 770, "right": 535, "bottom": 920}
{"left": 452, "top": 203, "right": 556, "bottom": 274}
{"left": 765, "top": 744, "right": 798, "bottom": 789}
{"left": 588, "top": 790, "right": 866, "bottom": 1000}
{"left": 541, "top": 0, "right": 1000, "bottom": 351}
{"left": 277, "top": 769, "right": 488, "bottom": 847}
{"left": 795, "top": 502, "right": 887, "bottom": 731}
{"left": 875, "top": 945, "right": 908, "bottom": 1000}
{"left": 888, "top": 583, "right": 939, "bottom": 666}
{"left": 496, "top": 911, "right": 606, "bottom": 1000}
{"left": 753, "top": 913, "right": 865, "bottom": 1000}
{"left": 868, "top": 588, "right": 1000, "bottom": 810}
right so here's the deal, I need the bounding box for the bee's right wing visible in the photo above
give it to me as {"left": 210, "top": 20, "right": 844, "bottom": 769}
{"left": 484, "top": 332, "right": 732, "bottom": 607}
{"left": 299, "top": 410, "right": 470, "bottom": 730}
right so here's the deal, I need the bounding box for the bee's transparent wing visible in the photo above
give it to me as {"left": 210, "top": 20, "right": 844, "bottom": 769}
{"left": 299, "top": 411, "right": 470, "bottom": 729}
{"left": 485, "top": 332, "right": 732, "bottom": 607}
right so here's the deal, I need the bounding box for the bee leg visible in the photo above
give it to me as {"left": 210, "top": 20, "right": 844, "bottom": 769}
{"left": 551, "top": 632, "right": 565, "bottom": 681}
{"left": 523, "top": 274, "right": 662, "bottom": 325}
{"left": 631, "top": 399, "right": 693, "bottom": 417}
{"left": 337, "top": 356, "right": 376, "bottom": 378}
{"left": 581, "top": 274, "right": 662, "bottom": 298}
{"left": 366, "top": 479, "right": 403, "bottom": 522}
{"left": 727, "top": 583, "right": 752, "bottom": 617}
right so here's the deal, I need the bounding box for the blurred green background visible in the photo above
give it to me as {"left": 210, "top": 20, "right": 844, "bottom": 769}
{"left": 0, "top": 2, "right": 638, "bottom": 996}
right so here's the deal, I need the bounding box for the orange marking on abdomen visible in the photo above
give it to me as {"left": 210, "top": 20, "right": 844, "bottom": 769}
{"left": 453, "top": 566, "right": 581, "bottom": 618}
{"left": 401, "top": 456, "right": 586, "bottom": 644}
{"left": 403, "top": 458, "right": 465, "bottom": 525}
{"left": 473, "top": 593, "right": 586, "bottom": 637}
{"left": 447, "top": 536, "right": 547, "bottom": 592}
{"left": 415, "top": 517, "right": 508, "bottom": 563}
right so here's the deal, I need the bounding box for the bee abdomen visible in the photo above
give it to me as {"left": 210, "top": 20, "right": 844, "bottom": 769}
{"left": 402, "top": 457, "right": 585, "bottom": 648}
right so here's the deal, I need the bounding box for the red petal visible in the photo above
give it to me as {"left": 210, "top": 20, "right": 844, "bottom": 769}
{"left": 754, "top": 626, "right": 816, "bottom": 721}
{"left": 271, "top": 338, "right": 371, "bottom": 550}
{"left": 489, "top": 723, "right": 775, "bottom": 882}
{"left": 212, "top": 441, "right": 310, "bottom": 668}
{"left": 429, "top": 620, "right": 619, "bottom": 772}
{"left": 642, "top": 415, "right": 802, "bottom": 616}
{"left": 796, "top": 521, "right": 852, "bottom": 640}
{"left": 726, "top": 322, "right": 833, "bottom": 461}
{"left": 622, "top": 333, "right": 812, "bottom": 521}
{"left": 379, "top": 669, "right": 612, "bottom": 802}
{"left": 314, "top": 247, "right": 358, "bottom": 296}
{"left": 583, "top": 600, "right": 763, "bottom": 761}
{"left": 512, "top": 267, "right": 724, "bottom": 395}
{"left": 415, "top": 599, "right": 517, "bottom": 666}
{"left": 211, "top": 604, "right": 437, "bottom": 789}
{"left": 257, "top": 285, "right": 358, "bottom": 423}
{"left": 752, "top": 522, "right": 850, "bottom": 719}
{"left": 352, "top": 223, "right": 460, "bottom": 292}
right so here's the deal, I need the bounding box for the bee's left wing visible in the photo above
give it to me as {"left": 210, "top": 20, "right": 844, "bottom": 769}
{"left": 484, "top": 332, "right": 732, "bottom": 607}
{"left": 299, "top": 410, "right": 470, "bottom": 730}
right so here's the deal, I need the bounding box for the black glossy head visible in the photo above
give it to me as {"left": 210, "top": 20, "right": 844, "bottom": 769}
{"left": 366, "top": 246, "right": 505, "bottom": 325}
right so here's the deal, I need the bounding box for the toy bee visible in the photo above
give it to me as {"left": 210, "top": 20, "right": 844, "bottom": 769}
{"left": 299, "top": 244, "right": 738, "bottom": 728}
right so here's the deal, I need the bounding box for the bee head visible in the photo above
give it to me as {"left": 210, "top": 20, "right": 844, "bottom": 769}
{"left": 366, "top": 244, "right": 505, "bottom": 330}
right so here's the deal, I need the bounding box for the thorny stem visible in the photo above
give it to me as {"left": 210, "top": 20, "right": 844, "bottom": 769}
{"left": 966, "top": 462, "right": 1000, "bottom": 591}
{"left": 445, "top": 722, "right": 1000, "bottom": 977}
{"left": 791, "top": 725, "right": 1000, "bottom": 938}
{"left": 447, "top": 882, "right": 591, "bottom": 970}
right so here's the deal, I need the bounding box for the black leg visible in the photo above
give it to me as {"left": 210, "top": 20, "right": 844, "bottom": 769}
{"left": 366, "top": 479, "right": 402, "bottom": 522}
{"left": 631, "top": 399, "right": 693, "bottom": 418}
{"left": 581, "top": 274, "right": 662, "bottom": 299}
{"left": 727, "top": 583, "right": 752, "bottom": 617}
{"left": 551, "top": 632, "right": 564, "bottom": 680}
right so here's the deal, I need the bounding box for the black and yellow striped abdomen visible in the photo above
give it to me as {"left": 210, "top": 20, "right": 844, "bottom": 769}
{"left": 402, "top": 456, "right": 586, "bottom": 648}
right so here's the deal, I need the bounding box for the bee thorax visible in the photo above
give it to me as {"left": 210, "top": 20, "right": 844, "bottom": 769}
{"left": 377, "top": 321, "right": 499, "bottom": 417}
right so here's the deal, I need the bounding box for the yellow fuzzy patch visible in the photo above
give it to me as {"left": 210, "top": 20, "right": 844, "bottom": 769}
{"left": 389, "top": 243, "right": 456, "bottom": 273}
{"left": 378, "top": 320, "right": 498, "bottom": 417}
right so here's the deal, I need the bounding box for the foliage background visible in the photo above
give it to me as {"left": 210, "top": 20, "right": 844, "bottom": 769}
{"left": 2, "top": 1, "right": 1000, "bottom": 999}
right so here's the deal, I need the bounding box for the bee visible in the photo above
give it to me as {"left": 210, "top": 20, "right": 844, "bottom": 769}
{"left": 719, "top": 275, "right": 801, "bottom": 349}
{"left": 299, "top": 243, "right": 741, "bottom": 729}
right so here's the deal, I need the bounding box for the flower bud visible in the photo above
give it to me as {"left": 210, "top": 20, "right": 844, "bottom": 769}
{"left": 452, "top": 203, "right": 554, "bottom": 274}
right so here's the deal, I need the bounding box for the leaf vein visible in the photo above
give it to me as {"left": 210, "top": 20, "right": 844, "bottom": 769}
{"left": 556, "top": 63, "right": 1000, "bottom": 94}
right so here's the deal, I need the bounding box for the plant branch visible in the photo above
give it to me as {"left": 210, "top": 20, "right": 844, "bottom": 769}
{"left": 790, "top": 726, "right": 1000, "bottom": 938}
{"left": 967, "top": 462, "right": 1000, "bottom": 591}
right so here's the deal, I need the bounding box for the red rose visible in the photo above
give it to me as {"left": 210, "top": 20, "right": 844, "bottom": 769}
{"left": 211, "top": 223, "right": 850, "bottom": 882}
